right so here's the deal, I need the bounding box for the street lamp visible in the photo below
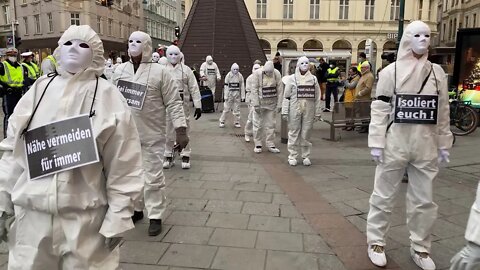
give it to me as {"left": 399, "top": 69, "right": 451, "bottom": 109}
{"left": 11, "top": 19, "right": 19, "bottom": 48}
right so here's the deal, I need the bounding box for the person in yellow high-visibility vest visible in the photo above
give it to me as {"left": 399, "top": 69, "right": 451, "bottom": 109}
{"left": 20, "top": 51, "right": 40, "bottom": 84}
{"left": 0, "top": 47, "right": 28, "bottom": 137}
{"left": 357, "top": 52, "right": 371, "bottom": 73}
{"left": 41, "top": 47, "right": 59, "bottom": 75}
{"left": 324, "top": 62, "right": 340, "bottom": 111}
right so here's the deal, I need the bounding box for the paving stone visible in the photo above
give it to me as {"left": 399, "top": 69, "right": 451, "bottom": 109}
{"left": 159, "top": 244, "right": 217, "bottom": 269}
{"left": 321, "top": 188, "right": 370, "bottom": 203}
{"left": 201, "top": 173, "right": 230, "bottom": 182}
{"left": 168, "top": 188, "right": 207, "bottom": 199}
{"left": 121, "top": 264, "right": 168, "bottom": 270}
{"left": 290, "top": 218, "right": 316, "bottom": 234}
{"left": 445, "top": 212, "right": 470, "bottom": 227}
{"left": 120, "top": 241, "right": 169, "bottom": 264}
{"left": 265, "top": 184, "right": 284, "bottom": 193}
{"left": 265, "top": 250, "right": 319, "bottom": 270}
{"left": 346, "top": 215, "right": 367, "bottom": 232}
{"left": 168, "top": 199, "right": 208, "bottom": 211}
{"left": 123, "top": 223, "right": 171, "bottom": 242}
{"left": 206, "top": 213, "right": 250, "bottom": 229}
{"left": 242, "top": 202, "right": 280, "bottom": 216}
{"left": 211, "top": 247, "right": 266, "bottom": 270}
{"left": 436, "top": 236, "right": 468, "bottom": 253}
{"left": 248, "top": 215, "right": 290, "bottom": 232}
{"left": 204, "top": 200, "right": 243, "bottom": 213}
{"left": 280, "top": 205, "right": 303, "bottom": 218}
{"left": 230, "top": 174, "right": 260, "bottom": 183}
{"left": 202, "top": 181, "right": 235, "bottom": 190}
{"left": 272, "top": 193, "right": 293, "bottom": 205}
{"left": 342, "top": 198, "right": 371, "bottom": 213}
{"left": 237, "top": 191, "right": 272, "bottom": 203}
{"left": 201, "top": 166, "right": 229, "bottom": 174}
{"left": 233, "top": 182, "right": 266, "bottom": 192}
{"left": 203, "top": 190, "right": 239, "bottom": 200}
{"left": 303, "top": 234, "right": 334, "bottom": 254}
{"left": 432, "top": 219, "right": 466, "bottom": 239}
{"left": 162, "top": 226, "right": 214, "bottom": 245}
{"left": 331, "top": 202, "right": 363, "bottom": 216}
{"left": 164, "top": 211, "right": 210, "bottom": 226}
{"left": 256, "top": 231, "right": 303, "bottom": 251}
{"left": 208, "top": 228, "right": 257, "bottom": 248}
{"left": 170, "top": 180, "right": 205, "bottom": 188}
{"left": 314, "top": 254, "right": 347, "bottom": 270}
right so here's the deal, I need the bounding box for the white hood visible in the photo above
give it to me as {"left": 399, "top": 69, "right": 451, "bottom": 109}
{"left": 128, "top": 31, "right": 153, "bottom": 63}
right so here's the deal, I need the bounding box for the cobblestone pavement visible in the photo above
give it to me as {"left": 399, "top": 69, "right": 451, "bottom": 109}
{"left": 0, "top": 103, "right": 478, "bottom": 269}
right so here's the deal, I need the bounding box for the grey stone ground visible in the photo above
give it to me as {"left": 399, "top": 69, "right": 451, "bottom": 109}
{"left": 0, "top": 101, "right": 478, "bottom": 269}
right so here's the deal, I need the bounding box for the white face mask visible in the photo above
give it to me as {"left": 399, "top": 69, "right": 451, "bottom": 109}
{"left": 167, "top": 46, "right": 181, "bottom": 65}
{"left": 298, "top": 58, "right": 309, "bottom": 72}
{"left": 7, "top": 56, "right": 17, "bottom": 62}
{"left": 152, "top": 53, "right": 160, "bottom": 63}
{"left": 128, "top": 33, "right": 144, "bottom": 57}
{"left": 60, "top": 39, "right": 93, "bottom": 74}
{"left": 411, "top": 31, "right": 430, "bottom": 55}
{"left": 116, "top": 57, "right": 122, "bottom": 64}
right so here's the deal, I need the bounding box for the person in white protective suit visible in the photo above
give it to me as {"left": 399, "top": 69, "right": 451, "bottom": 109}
{"left": 158, "top": 56, "right": 168, "bottom": 66}
{"left": 366, "top": 21, "right": 452, "bottom": 270}
{"left": 200, "top": 55, "right": 221, "bottom": 97}
{"left": 111, "top": 31, "right": 188, "bottom": 237}
{"left": 162, "top": 45, "right": 202, "bottom": 170}
{"left": 281, "top": 56, "right": 322, "bottom": 166}
{"left": 113, "top": 57, "right": 122, "bottom": 72}
{"left": 244, "top": 63, "right": 261, "bottom": 142}
{"left": 104, "top": 58, "right": 114, "bottom": 80}
{"left": 0, "top": 25, "right": 143, "bottom": 269}
{"left": 449, "top": 183, "right": 480, "bottom": 270}
{"left": 152, "top": 52, "right": 160, "bottom": 63}
{"left": 219, "top": 63, "right": 245, "bottom": 128}
{"left": 250, "top": 60, "right": 283, "bottom": 153}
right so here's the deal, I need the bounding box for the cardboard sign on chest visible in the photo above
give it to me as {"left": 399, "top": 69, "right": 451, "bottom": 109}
{"left": 207, "top": 68, "right": 216, "bottom": 75}
{"left": 297, "top": 85, "right": 315, "bottom": 99}
{"left": 394, "top": 94, "right": 438, "bottom": 124}
{"left": 117, "top": 80, "right": 147, "bottom": 110}
{"left": 229, "top": 82, "right": 240, "bottom": 91}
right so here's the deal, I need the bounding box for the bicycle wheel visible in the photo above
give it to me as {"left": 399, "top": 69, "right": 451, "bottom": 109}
{"left": 451, "top": 104, "right": 479, "bottom": 136}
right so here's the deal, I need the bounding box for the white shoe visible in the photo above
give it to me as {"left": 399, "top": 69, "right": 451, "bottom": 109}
{"left": 268, "top": 147, "right": 280, "bottom": 153}
{"left": 254, "top": 146, "right": 262, "bottom": 153}
{"left": 234, "top": 123, "right": 241, "bottom": 128}
{"left": 219, "top": 122, "right": 225, "bottom": 128}
{"left": 244, "top": 135, "right": 251, "bottom": 142}
{"left": 288, "top": 159, "right": 297, "bottom": 166}
{"left": 410, "top": 248, "right": 436, "bottom": 270}
{"left": 367, "top": 245, "right": 387, "bottom": 267}
{"left": 162, "top": 158, "right": 174, "bottom": 169}
{"left": 303, "top": 158, "right": 312, "bottom": 166}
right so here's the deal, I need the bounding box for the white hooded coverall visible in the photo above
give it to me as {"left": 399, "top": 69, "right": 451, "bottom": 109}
{"left": 220, "top": 64, "right": 245, "bottom": 125}
{"left": 200, "top": 56, "right": 221, "bottom": 97}
{"left": 111, "top": 31, "right": 186, "bottom": 220}
{"left": 0, "top": 25, "right": 143, "bottom": 269}
{"left": 282, "top": 63, "right": 321, "bottom": 161}
{"left": 366, "top": 21, "right": 453, "bottom": 253}
{"left": 164, "top": 51, "right": 201, "bottom": 159}
{"left": 250, "top": 62, "right": 283, "bottom": 148}
{"left": 244, "top": 64, "right": 261, "bottom": 138}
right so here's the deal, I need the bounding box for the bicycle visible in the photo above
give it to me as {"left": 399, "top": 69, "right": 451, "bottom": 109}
{"left": 449, "top": 89, "right": 479, "bottom": 136}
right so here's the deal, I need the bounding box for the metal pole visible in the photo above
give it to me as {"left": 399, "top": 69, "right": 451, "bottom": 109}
{"left": 11, "top": 20, "right": 15, "bottom": 48}
{"left": 397, "top": 0, "right": 406, "bottom": 48}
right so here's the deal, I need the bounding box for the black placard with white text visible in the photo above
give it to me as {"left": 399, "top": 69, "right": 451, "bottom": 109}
{"left": 24, "top": 115, "right": 100, "bottom": 180}
{"left": 297, "top": 85, "right": 315, "bottom": 99}
{"left": 116, "top": 80, "right": 147, "bottom": 110}
{"left": 394, "top": 94, "right": 438, "bottom": 124}
{"left": 262, "top": 86, "right": 277, "bottom": 98}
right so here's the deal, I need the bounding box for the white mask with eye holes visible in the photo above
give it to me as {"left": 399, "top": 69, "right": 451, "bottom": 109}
{"left": 166, "top": 45, "right": 181, "bottom": 65}
{"left": 297, "top": 57, "right": 310, "bottom": 73}
{"left": 231, "top": 63, "right": 239, "bottom": 75}
{"left": 152, "top": 52, "right": 160, "bottom": 63}
{"left": 411, "top": 31, "right": 431, "bottom": 55}
{"left": 128, "top": 33, "right": 144, "bottom": 57}
{"left": 60, "top": 39, "right": 93, "bottom": 74}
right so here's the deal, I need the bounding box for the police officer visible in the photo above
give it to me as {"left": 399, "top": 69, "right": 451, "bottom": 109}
{"left": 357, "top": 52, "right": 371, "bottom": 73}
{"left": 41, "top": 49, "right": 58, "bottom": 75}
{"left": 0, "top": 47, "right": 28, "bottom": 137}
{"left": 20, "top": 51, "right": 40, "bottom": 84}
{"left": 324, "top": 62, "right": 340, "bottom": 112}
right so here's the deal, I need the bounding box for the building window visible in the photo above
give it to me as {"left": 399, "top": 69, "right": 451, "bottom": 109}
{"left": 97, "top": 16, "right": 102, "bottom": 34}
{"left": 339, "top": 0, "right": 349, "bottom": 20}
{"left": 428, "top": 0, "right": 433, "bottom": 20}
{"left": 256, "top": 0, "right": 267, "bottom": 19}
{"left": 364, "top": 0, "right": 374, "bottom": 20}
{"left": 34, "top": 14, "right": 40, "bottom": 34}
{"left": 22, "top": 0, "right": 26, "bottom": 4}
{"left": 2, "top": 5, "right": 10, "bottom": 25}
{"left": 23, "top": 16, "right": 28, "bottom": 35}
{"left": 474, "top": 14, "right": 477, "bottom": 27}
{"left": 283, "top": 0, "right": 293, "bottom": 19}
{"left": 465, "top": 16, "right": 469, "bottom": 28}
{"left": 453, "top": 18, "right": 457, "bottom": 40}
{"left": 120, "top": 23, "right": 124, "bottom": 38}
{"left": 418, "top": 0, "right": 423, "bottom": 20}
{"left": 47, "top": 12, "right": 53, "bottom": 32}
{"left": 390, "top": 0, "right": 400, "bottom": 20}
{"left": 310, "top": 0, "right": 319, "bottom": 19}
{"left": 442, "top": 23, "right": 446, "bottom": 41}
{"left": 108, "top": 18, "right": 113, "bottom": 36}
{"left": 70, "top": 12, "right": 80, "bottom": 25}
{"left": 449, "top": 19, "right": 453, "bottom": 40}
{"left": 146, "top": 20, "right": 151, "bottom": 35}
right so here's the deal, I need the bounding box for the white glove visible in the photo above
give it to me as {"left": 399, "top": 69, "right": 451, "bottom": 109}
{"left": 0, "top": 213, "right": 7, "bottom": 243}
{"left": 105, "top": 237, "right": 122, "bottom": 251}
{"left": 370, "top": 148, "right": 383, "bottom": 164}
{"left": 450, "top": 242, "right": 480, "bottom": 270}
{"left": 438, "top": 149, "right": 450, "bottom": 164}
{"left": 281, "top": 114, "right": 288, "bottom": 121}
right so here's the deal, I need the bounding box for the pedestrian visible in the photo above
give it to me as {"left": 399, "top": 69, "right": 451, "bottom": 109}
{"left": 0, "top": 47, "right": 29, "bottom": 138}
{"left": 250, "top": 61, "right": 283, "bottom": 153}
{"left": 324, "top": 62, "right": 340, "bottom": 112}
{"left": 20, "top": 51, "right": 40, "bottom": 84}
{"left": 163, "top": 45, "right": 202, "bottom": 170}
{"left": 357, "top": 52, "right": 371, "bottom": 72}
{"left": 281, "top": 56, "right": 321, "bottom": 166}
{"left": 219, "top": 63, "right": 245, "bottom": 128}
{"left": 40, "top": 48, "right": 59, "bottom": 75}
{"left": 342, "top": 67, "right": 361, "bottom": 131}
{"left": 0, "top": 24, "right": 143, "bottom": 269}
{"left": 273, "top": 52, "right": 282, "bottom": 75}
{"left": 112, "top": 31, "right": 188, "bottom": 236}
{"left": 200, "top": 55, "right": 221, "bottom": 97}
{"left": 366, "top": 21, "right": 452, "bottom": 269}
{"left": 317, "top": 57, "right": 329, "bottom": 101}
{"left": 104, "top": 58, "right": 114, "bottom": 80}
{"left": 355, "top": 62, "right": 374, "bottom": 133}
{"left": 244, "top": 63, "right": 261, "bottom": 142}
